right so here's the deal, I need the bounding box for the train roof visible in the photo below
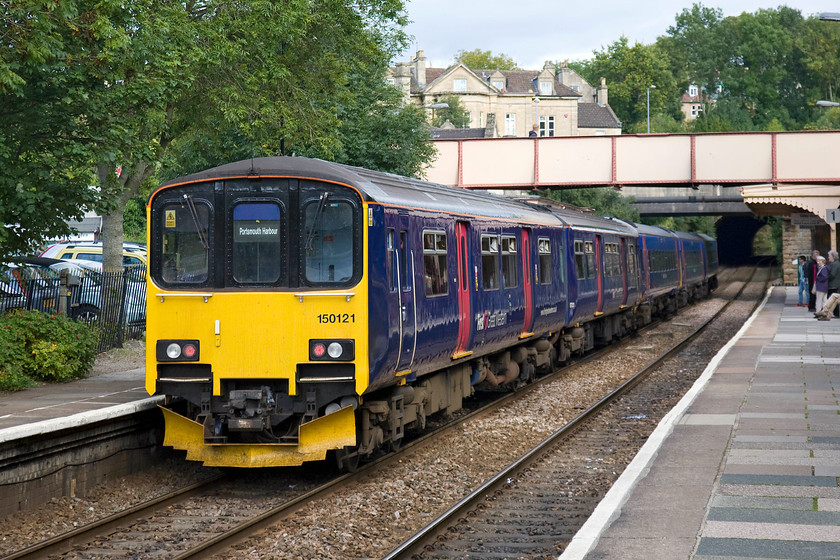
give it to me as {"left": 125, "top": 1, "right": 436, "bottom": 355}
{"left": 156, "top": 156, "right": 643, "bottom": 235}
{"left": 157, "top": 156, "right": 564, "bottom": 226}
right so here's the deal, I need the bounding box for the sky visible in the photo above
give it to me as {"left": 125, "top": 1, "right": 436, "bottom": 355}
{"left": 399, "top": 1, "right": 832, "bottom": 70}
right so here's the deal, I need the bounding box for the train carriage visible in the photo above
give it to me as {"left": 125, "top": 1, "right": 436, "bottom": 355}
{"left": 146, "top": 156, "right": 718, "bottom": 469}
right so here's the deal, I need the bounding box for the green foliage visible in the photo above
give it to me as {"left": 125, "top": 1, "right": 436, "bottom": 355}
{"left": 641, "top": 215, "right": 718, "bottom": 236}
{"left": 624, "top": 113, "right": 685, "bottom": 134}
{"left": 431, "top": 95, "right": 472, "bottom": 128}
{"left": 3, "top": 0, "right": 423, "bottom": 266}
{"left": 576, "top": 37, "right": 680, "bottom": 129}
{"left": 0, "top": 310, "right": 98, "bottom": 391}
{"left": 805, "top": 107, "right": 840, "bottom": 130}
{"left": 541, "top": 188, "right": 640, "bottom": 223}
{"left": 691, "top": 97, "right": 755, "bottom": 132}
{"left": 456, "top": 49, "right": 517, "bottom": 70}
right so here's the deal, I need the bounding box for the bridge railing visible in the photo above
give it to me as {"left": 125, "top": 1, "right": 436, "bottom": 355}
{"left": 426, "top": 130, "right": 840, "bottom": 190}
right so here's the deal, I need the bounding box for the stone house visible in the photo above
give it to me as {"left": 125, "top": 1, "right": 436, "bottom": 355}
{"left": 389, "top": 51, "right": 621, "bottom": 138}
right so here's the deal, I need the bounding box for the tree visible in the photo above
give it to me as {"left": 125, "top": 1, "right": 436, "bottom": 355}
{"left": 430, "top": 95, "right": 471, "bottom": 128}
{"left": 0, "top": 1, "right": 113, "bottom": 261}
{"left": 456, "top": 49, "right": 518, "bottom": 70}
{"left": 576, "top": 37, "right": 679, "bottom": 131}
{"left": 72, "top": 0, "right": 412, "bottom": 272}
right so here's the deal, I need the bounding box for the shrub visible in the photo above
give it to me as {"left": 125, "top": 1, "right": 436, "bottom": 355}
{"left": 0, "top": 309, "right": 98, "bottom": 390}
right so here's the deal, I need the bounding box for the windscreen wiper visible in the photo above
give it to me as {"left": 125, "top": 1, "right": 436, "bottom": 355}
{"left": 183, "top": 194, "right": 210, "bottom": 251}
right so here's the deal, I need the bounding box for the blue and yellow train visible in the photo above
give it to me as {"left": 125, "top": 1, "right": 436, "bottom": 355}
{"left": 145, "top": 156, "right": 718, "bottom": 469}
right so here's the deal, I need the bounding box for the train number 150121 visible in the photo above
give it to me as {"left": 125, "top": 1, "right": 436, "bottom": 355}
{"left": 317, "top": 313, "right": 355, "bottom": 324}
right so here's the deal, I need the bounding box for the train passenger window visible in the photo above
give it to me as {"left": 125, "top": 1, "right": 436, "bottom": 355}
{"left": 423, "top": 231, "right": 448, "bottom": 296}
{"left": 481, "top": 235, "right": 500, "bottom": 290}
{"left": 628, "top": 245, "right": 638, "bottom": 276}
{"left": 501, "top": 236, "right": 518, "bottom": 288}
{"left": 303, "top": 198, "right": 355, "bottom": 284}
{"left": 606, "top": 243, "right": 620, "bottom": 277}
{"left": 574, "top": 240, "right": 585, "bottom": 279}
{"left": 161, "top": 200, "right": 210, "bottom": 284}
{"left": 537, "top": 238, "right": 552, "bottom": 284}
{"left": 585, "top": 241, "right": 595, "bottom": 279}
{"left": 232, "top": 203, "right": 283, "bottom": 284}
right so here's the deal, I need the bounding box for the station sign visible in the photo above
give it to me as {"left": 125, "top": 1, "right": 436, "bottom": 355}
{"left": 791, "top": 213, "right": 825, "bottom": 227}
{"left": 826, "top": 209, "right": 840, "bottom": 224}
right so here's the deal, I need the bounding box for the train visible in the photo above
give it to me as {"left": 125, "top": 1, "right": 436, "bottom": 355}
{"left": 145, "top": 156, "right": 718, "bottom": 469}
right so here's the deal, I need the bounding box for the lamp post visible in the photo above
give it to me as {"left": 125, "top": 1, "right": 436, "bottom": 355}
{"left": 646, "top": 85, "right": 656, "bottom": 133}
{"left": 534, "top": 97, "right": 540, "bottom": 134}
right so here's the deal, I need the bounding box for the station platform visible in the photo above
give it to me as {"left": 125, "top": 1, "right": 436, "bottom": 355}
{"left": 0, "top": 366, "right": 157, "bottom": 444}
{"left": 563, "top": 286, "right": 840, "bottom": 560}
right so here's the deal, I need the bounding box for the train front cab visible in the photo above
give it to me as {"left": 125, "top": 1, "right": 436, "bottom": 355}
{"left": 146, "top": 176, "right": 370, "bottom": 467}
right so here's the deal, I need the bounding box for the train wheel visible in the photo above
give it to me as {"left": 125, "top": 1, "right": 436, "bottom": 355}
{"left": 335, "top": 446, "right": 360, "bottom": 473}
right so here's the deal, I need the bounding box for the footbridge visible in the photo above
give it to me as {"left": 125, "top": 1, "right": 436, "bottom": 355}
{"left": 426, "top": 130, "right": 840, "bottom": 267}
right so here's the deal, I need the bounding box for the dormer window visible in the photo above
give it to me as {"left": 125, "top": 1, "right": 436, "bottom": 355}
{"left": 539, "top": 81, "right": 552, "bottom": 95}
{"left": 688, "top": 84, "right": 699, "bottom": 97}
{"left": 454, "top": 78, "right": 467, "bottom": 92}
{"left": 492, "top": 80, "right": 505, "bottom": 90}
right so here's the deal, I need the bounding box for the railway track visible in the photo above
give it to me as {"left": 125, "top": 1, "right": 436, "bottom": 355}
{"left": 381, "top": 265, "right": 769, "bottom": 559}
{"left": 1, "top": 266, "right": 761, "bottom": 560}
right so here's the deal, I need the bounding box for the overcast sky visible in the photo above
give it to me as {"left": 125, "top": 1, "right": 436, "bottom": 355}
{"left": 399, "top": 1, "right": 831, "bottom": 69}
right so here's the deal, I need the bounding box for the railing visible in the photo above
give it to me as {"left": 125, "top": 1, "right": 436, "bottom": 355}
{"left": 0, "top": 265, "right": 147, "bottom": 353}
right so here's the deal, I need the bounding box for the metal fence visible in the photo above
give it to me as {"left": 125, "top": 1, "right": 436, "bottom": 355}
{"left": 0, "top": 264, "right": 146, "bottom": 353}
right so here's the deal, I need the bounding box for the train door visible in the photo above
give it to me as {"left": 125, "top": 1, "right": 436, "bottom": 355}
{"left": 595, "top": 234, "right": 604, "bottom": 313}
{"left": 453, "top": 222, "right": 473, "bottom": 357}
{"left": 620, "top": 238, "right": 629, "bottom": 306}
{"left": 521, "top": 228, "right": 535, "bottom": 336}
{"left": 395, "top": 226, "right": 416, "bottom": 372}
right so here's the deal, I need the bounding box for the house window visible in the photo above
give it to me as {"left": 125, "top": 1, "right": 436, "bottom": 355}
{"left": 492, "top": 80, "right": 505, "bottom": 90}
{"left": 480, "top": 111, "right": 484, "bottom": 127}
{"left": 539, "top": 115, "right": 555, "bottom": 137}
{"left": 540, "top": 81, "right": 552, "bottom": 95}
{"left": 386, "top": 78, "right": 395, "bottom": 85}
{"left": 688, "top": 84, "right": 699, "bottom": 97}
{"left": 422, "top": 231, "right": 448, "bottom": 296}
{"left": 504, "top": 113, "right": 516, "bottom": 136}
{"left": 454, "top": 78, "right": 467, "bottom": 92}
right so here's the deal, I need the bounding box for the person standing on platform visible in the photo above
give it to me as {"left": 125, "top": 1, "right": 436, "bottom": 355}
{"left": 806, "top": 250, "right": 821, "bottom": 312}
{"left": 828, "top": 251, "right": 840, "bottom": 317}
{"left": 795, "top": 255, "right": 808, "bottom": 307}
{"left": 815, "top": 255, "right": 829, "bottom": 314}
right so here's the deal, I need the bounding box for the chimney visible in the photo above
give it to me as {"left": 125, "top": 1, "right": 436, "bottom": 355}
{"left": 558, "top": 60, "right": 573, "bottom": 85}
{"left": 542, "top": 60, "right": 556, "bottom": 75}
{"left": 394, "top": 62, "right": 411, "bottom": 103}
{"left": 485, "top": 113, "right": 498, "bottom": 138}
{"left": 413, "top": 50, "right": 427, "bottom": 89}
{"left": 597, "top": 77, "right": 608, "bottom": 106}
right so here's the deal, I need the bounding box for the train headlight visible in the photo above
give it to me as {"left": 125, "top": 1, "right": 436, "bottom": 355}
{"left": 156, "top": 340, "right": 201, "bottom": 362}
{"left": 327, "top": 342, "right": 343, "bottom": 359}
{"left": 309, "top": 339, "right": 354, "bottom": 361}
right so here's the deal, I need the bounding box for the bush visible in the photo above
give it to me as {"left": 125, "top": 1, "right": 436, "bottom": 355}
{"left": 0, "top": 309, "right": 98, "bottom": 390}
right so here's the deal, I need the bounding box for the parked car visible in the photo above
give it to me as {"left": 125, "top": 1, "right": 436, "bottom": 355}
{"left": 0, "top": 257, "right": 146, "bottom": 325}
{"left": 40, "top": 242, "right": 147, "bottom": 267}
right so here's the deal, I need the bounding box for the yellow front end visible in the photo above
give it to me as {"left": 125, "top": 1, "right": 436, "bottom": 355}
{"left": 146, "top": 285, "right": 370, "bottom": 468}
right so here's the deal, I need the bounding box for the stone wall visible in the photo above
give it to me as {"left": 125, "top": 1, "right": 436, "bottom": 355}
{"left": 782, "top": 221, "right": 813, "bottom": 285}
